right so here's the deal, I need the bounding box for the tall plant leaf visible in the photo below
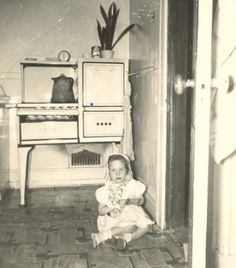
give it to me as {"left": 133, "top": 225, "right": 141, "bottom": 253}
{"left": 108, "top": 3, "right": 118, "bottom": 48}
{"left": 97, "top": 20, "right": 103, "bottom": 47}
{"left": 106, "top": 4, "right": 114, "bottom": 49}
{"left": 111, "top": 24, "right": 136, "bottom": 49}
{"left": 108, "top": 2, "right": 114, "bottom": 20}
{"left": 103, "top": 27, "right": 110, "bottom": 50}
{"left": 96, "top": 3, "right": 137, "bottom": 51}
{"left": 100, "top": 4, "right": 108, "bottom": 25}
{"left": 110, "top": 8, "right": 120, "bottom": 48}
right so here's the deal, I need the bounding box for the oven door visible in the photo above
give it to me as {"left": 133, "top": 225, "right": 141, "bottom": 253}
{"left": 83, "top": 111, "right": 123, "bottom": 138}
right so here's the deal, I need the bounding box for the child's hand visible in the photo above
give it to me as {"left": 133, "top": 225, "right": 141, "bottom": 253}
{"left": 118, "top": 199, "right": 127, "bottom": 209}
{"left": 109, "top": 208, "right": 121, "bottom": 218}
{"left": 127, "top": 197, "right": 144, "bottom": 206}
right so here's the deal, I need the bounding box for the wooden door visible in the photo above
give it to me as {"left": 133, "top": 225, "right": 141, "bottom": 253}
{"left": 188, "top": 0, "right": 213, "bottom": 267}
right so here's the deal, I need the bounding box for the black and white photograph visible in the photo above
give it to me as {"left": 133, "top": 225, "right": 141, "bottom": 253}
{"left": 0, "top": 0, "right": 234, "bottom": 267}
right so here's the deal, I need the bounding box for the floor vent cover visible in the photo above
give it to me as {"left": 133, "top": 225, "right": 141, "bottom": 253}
{"left": 71, "top": 149, "right": 101, "bottom": 166}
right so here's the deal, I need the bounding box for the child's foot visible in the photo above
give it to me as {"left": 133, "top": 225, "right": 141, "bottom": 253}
{"left": 115, "top": 237, "right": 127, "bottom": 250}
{"left": 148, "top": 223, "right": 161, "bottom": 233}
{"left": 107, "top": 236, "right": 127, "bottom": 250}
{"left": 91, "top": 233, "right": 102, "bottom": 248}
{"left": 91, "top": 230, "right": 112, "bottom": 248}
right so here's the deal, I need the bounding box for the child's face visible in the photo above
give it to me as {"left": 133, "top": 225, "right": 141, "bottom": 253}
{"left": 108, "top": 160, "right": 128, "bottom": 183}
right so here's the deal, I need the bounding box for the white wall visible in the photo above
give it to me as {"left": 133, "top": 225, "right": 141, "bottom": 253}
{"left": 129, "top": 0, "right": 165, "bottom": 224}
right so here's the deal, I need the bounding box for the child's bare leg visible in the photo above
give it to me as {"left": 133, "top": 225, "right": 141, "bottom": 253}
{"left": 91, "top": 226, "right": 136, "bottom": 248}
{"left": 109, "top": 225, "right": 149, "bottom": 250}
{"left": 111, "top": 225, "right": 150, "bottom": 243}
{"left": 110, "top": 225, "right": 137, "bottom": 237}
{"left": 91, "top": 225, "right": 149, "bottom": 248}
{"left": 128, "top": 225, "right": 149, "bottom": 242}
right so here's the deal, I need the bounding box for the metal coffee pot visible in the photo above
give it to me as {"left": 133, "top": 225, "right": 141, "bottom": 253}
{"left": 51, "top": 73, "right": 75, "bottom": 103}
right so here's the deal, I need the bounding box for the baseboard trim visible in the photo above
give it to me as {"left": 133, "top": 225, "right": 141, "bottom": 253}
{"left": 145, "top": 189, "right": 158, "bottom": 223}
{"left": 0, "top": 182, "right": 10, "bottom": 201}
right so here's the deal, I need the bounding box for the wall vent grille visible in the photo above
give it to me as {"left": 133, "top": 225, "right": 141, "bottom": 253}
{"left": 71, "top": 149, "right": 101, "bottom": 166}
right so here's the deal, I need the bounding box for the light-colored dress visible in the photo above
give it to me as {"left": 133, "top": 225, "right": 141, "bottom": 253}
{"left": 95, "top": 178, "right": 154, "bottom": 231}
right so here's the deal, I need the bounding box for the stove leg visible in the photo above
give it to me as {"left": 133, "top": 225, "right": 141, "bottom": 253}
{"left": 17, "top": 146, "right": 33, "bottom": 206}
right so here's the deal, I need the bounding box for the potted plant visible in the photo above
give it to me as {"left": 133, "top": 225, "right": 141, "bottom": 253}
{"left": 97, "top": 2, "right": 136, "bottom": 58}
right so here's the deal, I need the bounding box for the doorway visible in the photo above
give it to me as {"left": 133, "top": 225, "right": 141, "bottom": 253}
{"left": 165, "top": 0, "right": 194, "bottom": 231}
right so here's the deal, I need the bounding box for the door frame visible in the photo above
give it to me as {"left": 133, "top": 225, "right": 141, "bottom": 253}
{"left": 155, "top": 0, "right": 168, "bottom": 229}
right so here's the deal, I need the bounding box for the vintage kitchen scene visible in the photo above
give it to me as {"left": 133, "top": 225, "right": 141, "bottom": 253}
{"left": 0, "top": 0, "right": 233, "bottom": 268}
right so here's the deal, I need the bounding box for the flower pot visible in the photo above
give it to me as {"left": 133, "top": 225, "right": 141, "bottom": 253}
{"left": 101, "top": 50, "right": 114, "bottom": 59}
